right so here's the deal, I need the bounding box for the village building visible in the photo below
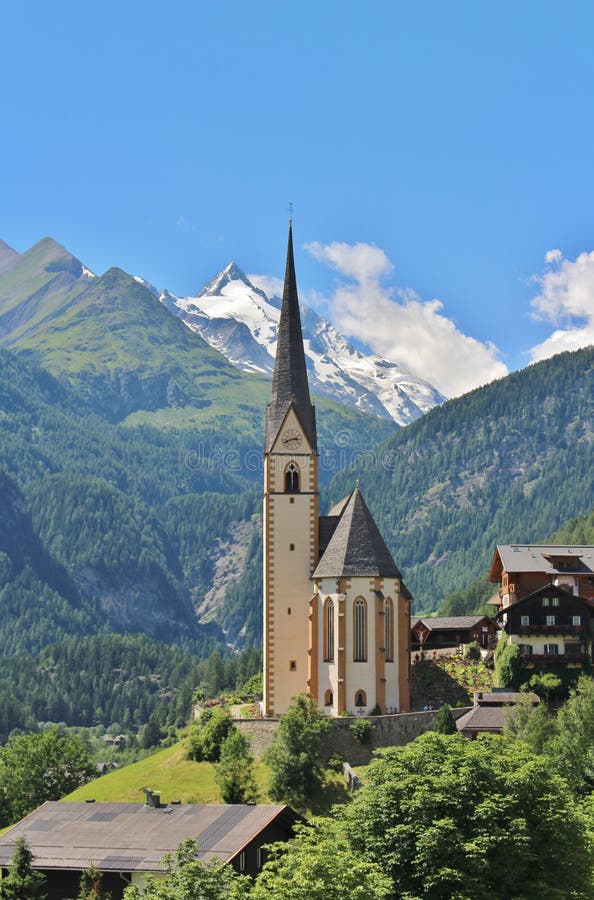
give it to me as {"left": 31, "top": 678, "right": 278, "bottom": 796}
{"left": 455, "top": 691, "right": 540, "bottom": 739}
{"left": 489, "top": 545, "right": 594, "bottom": 666}
{"left": 411, "top": 615, "right": 499, "bottom": 654}
{"left": 0, "top": 799, "right": 298, "bottom": 899}
{"left": 263, "top": 224, "right": 411, "bottom": 716}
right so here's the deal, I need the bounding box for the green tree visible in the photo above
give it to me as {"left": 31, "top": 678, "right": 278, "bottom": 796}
{"left": 215, "top": 730, "right": 257, "bottom": 804}
{"left": 0, "top": 729, "right": 95, "bottom": 826}
{"left": 0, "top": 837, "right": 46, "bottom": 899}
{"left": 251, "top": 821, "right": 390, "bottom": 900}
{"left": 503, "top": 695, "right": 554, "bottom": 756}
{"left": 495, "top": 640, "right": 522, "bottom": 689}
{"left": 140, "top": 713, "right": 163, "bottom": 750}
{"left": 122, "top": 838, "right": 248, "bottom": 899}
{"left": 528, "top": 672, "right": 562, "bottom": 704}
{"left": 187, "top": 707, "right": 234, "bottom": 763}
{"left": 265, "top": 694, "right": 331, "bottom": 809}
{"left": 549, "top": 675, "right": 594, "bottom": 795}
{"left": 434, "top": 703, "right": 457, "bottom": 734}
{"left": 77, "top": 864, "right": 111, "bottom": 899}
{"left": 342, "top": 731, "right": 593, "bottom": 899}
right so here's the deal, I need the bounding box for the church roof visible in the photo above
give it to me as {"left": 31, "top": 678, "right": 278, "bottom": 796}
{"left": 265, "top": 223, "right": 316, "bottom": 452}
{"left": 313, "top": 488, "right": 401, "bottom": 579}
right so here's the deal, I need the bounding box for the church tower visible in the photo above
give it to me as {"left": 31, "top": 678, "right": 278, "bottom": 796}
{"left": 263, "top": 222, "right": 410, "bottom": 717}
{"left": 263, "top": 222, "right": 319, "bottom": 716}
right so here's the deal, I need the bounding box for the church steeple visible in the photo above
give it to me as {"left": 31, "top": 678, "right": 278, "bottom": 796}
{"left": 265, "top": 223, "right": 317, "bottom": 452}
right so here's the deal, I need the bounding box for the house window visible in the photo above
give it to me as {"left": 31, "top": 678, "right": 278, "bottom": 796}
{"left": 324, "top": 598, "right": 335, "bottom": 662}
{"left": 552, "top": 597, "right": 560, "bottom": 607}
{"left": 545, "top": 644, "right": 559, "bottom": 656}
{"left": 542, "top": 597, "right": 550, "bottom": 607}
{"left": 521, "top": 615, "right": 530, "bottom": 626}
{"left": 238, "top": 851, "right": 246, "bottom": 872}
{"left": 355, "top": 690, "right": 367, "bottom": 708}
{"left": 573, "top": 615, "right": 582, "bottom": 626}
{"left": 354, "top": 598, "right": 367, "bottom": 662}
{"left": 256, "top": 847, "right": 264, "bottom": 869}
{"left": 546, "top": 615, "right": 557, "bottom": 626}
{"left": 324, "top": 689, "right": 333, "bottom": 706}
{"left": 289, "top": 543, "right": 295, "bottom": 551}
{"left": 285, "top": 462, "right": 300, "bottom": 493}
{"left": 519, "top": 644, "right": 533, "bottom": 655}
{"left": 385, "top": 598, "right": 394, "bottom": 662}
{"left": 289, "top": 660, "right": 296, "bottom": 671}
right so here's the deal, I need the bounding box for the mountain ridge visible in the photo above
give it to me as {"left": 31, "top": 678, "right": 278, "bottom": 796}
{"left": 161, "top": 262, "right": 445, "bottom": 425}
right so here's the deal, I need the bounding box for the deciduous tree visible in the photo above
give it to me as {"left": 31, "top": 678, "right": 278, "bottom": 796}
{"left": 265, "top": 694, "right": 331, "bottom": 809}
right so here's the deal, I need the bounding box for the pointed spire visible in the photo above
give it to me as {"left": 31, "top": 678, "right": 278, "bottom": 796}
{"left": 265, "top": 223, "right": 317, "bottom": 451}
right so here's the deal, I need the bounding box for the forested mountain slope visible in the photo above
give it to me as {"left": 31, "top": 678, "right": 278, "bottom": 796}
{"left": 328, "top": 346, "right": 594, "bottom": 612}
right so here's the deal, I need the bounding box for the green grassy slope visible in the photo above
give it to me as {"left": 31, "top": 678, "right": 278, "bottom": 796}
{"left": 65, "top": 741, "right": 270, "bottom": 804}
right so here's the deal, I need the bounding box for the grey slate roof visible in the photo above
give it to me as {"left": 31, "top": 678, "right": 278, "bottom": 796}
{"left": 494, "top": 544, "right": 594, "bottom": 575}
{"left": 456, "top": 705, "right": 507, "bottom": 734}
{"left": 313, "top": 488, "right": 401, "bottom": 579}
{"left": 0, "top": 802, "right": 295, "bottom": 872}
{"left": 412, "top": 616, "right": 491, "bottom": 632}
{"left": 265, "top": 224, "right": 316, "bottom": 452}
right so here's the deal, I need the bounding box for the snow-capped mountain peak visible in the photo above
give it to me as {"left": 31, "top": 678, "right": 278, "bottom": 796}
{"left": 161, "top": 264, "right": 445, "bottom": 424}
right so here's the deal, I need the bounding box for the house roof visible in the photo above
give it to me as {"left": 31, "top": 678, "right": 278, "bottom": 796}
{"left": 313, "top": 488, "right": 401, "bottom": 579}
{"left": 265, "top": 223, "right": 316, "bottom": 452}
{"left": 456, "top": 705, "right": 507, "bottom": 733}
{"left": 473, "top": 691, "right": 539, "bottom": 705}
{"left": 412, "top": 615, "right": 494, "bottom": 632}
{"left": 0, "top": 802, "right": 297, "bottom": 873}
{"left": 490, "top": 544, "right": 594, "bottom": 581}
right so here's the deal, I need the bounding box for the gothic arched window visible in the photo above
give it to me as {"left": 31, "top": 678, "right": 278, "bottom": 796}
{"left": 324, "top": 689, "right": 333, "bottom": 706}
{"left": 323, "top": 597, "right": 334, "bottom": 662}
{"left": 285, "top": 462, "right": 300, "bottom": 493}
{"left": 355, "top": 690, "right": 367, "bottom": 708}
{"left": 354, "top": 598, "right": 367, "bottom": 662}
{"left": 385, "top": 597, "right": 394, "bottom": 662}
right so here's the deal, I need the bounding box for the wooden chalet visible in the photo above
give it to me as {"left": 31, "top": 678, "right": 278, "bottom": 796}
{"left": 489, "top": 545, "right": 594, "bottom": 667}
{"left": 411, "top": 615, "right": 499, "bottom": 652}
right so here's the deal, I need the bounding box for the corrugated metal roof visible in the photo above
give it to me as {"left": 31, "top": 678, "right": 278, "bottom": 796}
{"left": 0, "top": 802, "right": 296, "bottom": 872}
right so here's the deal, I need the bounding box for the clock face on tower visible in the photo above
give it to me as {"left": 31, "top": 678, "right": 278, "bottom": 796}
{"left": 282, "top": 428, "right": 303, "bottom": 449}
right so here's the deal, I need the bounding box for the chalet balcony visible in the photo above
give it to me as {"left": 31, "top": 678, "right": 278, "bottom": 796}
{"left": 517, "top": 624, "right": 584, "bottom": 636}
{"left": 520, "top": 652, "right": 589, "bottom": 664}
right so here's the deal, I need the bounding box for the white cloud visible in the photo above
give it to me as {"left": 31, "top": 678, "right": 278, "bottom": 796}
{"left": 530, "top": 249, "right": 594, "bottom": 361}
{"left": 304, "top": 241, "right": 508, "bottom": 398}
{"left": 248, "top": 273, "right": 284, "bottom": 299}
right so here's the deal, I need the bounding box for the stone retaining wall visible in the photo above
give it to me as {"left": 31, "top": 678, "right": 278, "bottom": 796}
{"left": 234, "top": 707, "right": 471, "bottom": 765}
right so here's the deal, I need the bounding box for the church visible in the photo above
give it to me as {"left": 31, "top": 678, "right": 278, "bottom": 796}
{"left": 263, "top": 224, "right": 411, "bottom": 717}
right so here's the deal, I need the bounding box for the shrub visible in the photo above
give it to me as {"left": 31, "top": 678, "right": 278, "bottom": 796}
{"left": 349, "top": 718, "right": 375, "bottom": 745}
{"left": 465, "top": 641, "right": 482, "bottom": 662}
{"left": 186, "top": 708, "right": 234, "bottom": 762}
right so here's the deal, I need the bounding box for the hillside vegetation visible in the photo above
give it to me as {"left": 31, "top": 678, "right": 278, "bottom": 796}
{"left": 329, "top": 346, "right": 594, "bottom": 611}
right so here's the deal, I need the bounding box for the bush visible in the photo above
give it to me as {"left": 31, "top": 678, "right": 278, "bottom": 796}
{"left": 327, "top": 752, "right": 345, "bottom": 772}
{"left": 186, "top": 708, "right": 234, "bottom": 762}
{"left": 434, "top": 703, "right": 457, "bottom": 734}
{"left": 495, "top": 638, "right": 522, "bottom": 689}
{"left": 465, "top": 641, "right": 482, "bottom": 662}
{"left": 349, "top": 718, "right": 375, "bottom": 745}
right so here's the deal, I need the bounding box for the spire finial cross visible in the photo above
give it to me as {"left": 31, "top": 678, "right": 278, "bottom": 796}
{"left": 288, "top": 201, "right": 294, "bottom": 224}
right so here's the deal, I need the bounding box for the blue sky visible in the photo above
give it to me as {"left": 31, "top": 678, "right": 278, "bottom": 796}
{"left": 3, "top": 1, "right": 594, "bottom": 396}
